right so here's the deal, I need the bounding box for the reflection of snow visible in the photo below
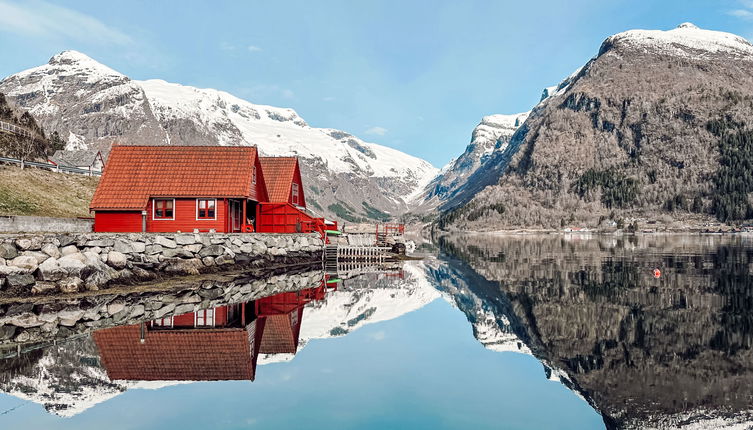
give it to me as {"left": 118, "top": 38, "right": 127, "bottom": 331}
{"left": 259, "top": 262, "right": 440, "bottom": 364}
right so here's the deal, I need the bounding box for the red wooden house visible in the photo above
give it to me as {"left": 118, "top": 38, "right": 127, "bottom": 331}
{"left": 90, "top": 145, "right": 268, "bottom": 233}
{"left": 259, "top": 157, "right": 306, "bottom": 208}
{"left": 256, "top": 156, "right": 338, "bottom": 235}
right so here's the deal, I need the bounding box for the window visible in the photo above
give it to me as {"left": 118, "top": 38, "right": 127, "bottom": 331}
{"left": 152, "top": 316, "right": 174, "bottom": 328}
{"left": 153, "top": 199, "right": 174, "bottom": 220}
{"left": 252, "top": 166, "right": 257, "bottom": 184}
{"left": 196, "top": 309, "right": 215, "bottom": 327}
{"left": 292, "top": 183, "right": 299, "bottom": 205}
{"left": 197, "top": 198, "right": 216, "bottom": 220}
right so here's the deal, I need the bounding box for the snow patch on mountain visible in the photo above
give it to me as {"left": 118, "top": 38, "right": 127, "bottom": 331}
{"left": 0, "top": 50, "right": 437, "bottom": 219}
{"left": 603, "top": 22, "right": 753, "bottom": 58}
{"left": 413, "top": 111, "right": 529, "bottom": 210}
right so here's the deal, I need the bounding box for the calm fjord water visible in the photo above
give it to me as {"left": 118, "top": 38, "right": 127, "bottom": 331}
{"left": 1, "top": 233, "right": 752, "bottom": 429}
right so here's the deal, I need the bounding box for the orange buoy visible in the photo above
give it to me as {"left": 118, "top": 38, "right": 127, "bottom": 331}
{"left": 653, "top": 268, "right": 661, "bottom": 278}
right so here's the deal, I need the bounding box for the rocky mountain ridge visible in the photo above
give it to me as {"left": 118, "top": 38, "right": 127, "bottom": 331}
{"left": 0, "top": 51, "right": 438, "bottom": 221}
{"left": 413, "top": 112, "right": 529, "bottom": 213}
{"left": 439, "top": 23, "right": 753, "bottom": 230}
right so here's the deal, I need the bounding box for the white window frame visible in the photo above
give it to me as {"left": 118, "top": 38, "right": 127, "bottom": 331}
{"left": 152, "top": 316, "right": 174, "bottom": 328}
{"left": 291, "top": 183, "right": 299, "bottom": 205}
{"left": 152, "top": 198, "right": 176, "bottom": 221}
{"left": 195, "top": 309, "right": 215, "bottom": 327}
{"left": 195, "top": 198, "right": 217, "bottom": 221}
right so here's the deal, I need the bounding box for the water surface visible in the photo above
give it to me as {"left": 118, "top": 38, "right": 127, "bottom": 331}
{"left": 2, "top": 233, "right": 753, "bottom": 429}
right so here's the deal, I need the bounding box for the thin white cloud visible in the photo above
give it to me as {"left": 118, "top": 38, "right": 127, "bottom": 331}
{"left": 281, "top": 89, "right": 295, "bottom": 99}
{"left": 729, "top": 9, "right": 753, "bottom": 19}
{"left": 0, "top": 0, "right": 131, "bottom": 45}
{"left": 248, "top": 45, "right": 262, "bottom": 52}
{"left": 365, "top": 126, "right": 388, "bottom": 136}
{"left": 741, "top": 0, "right": 753, "bottom": 9}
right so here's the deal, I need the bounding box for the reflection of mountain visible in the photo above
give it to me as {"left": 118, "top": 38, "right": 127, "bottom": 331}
{"left": 259, "top": 263, "right": 440, "bottom": 363}
{"left": 0, "top": 336, "right": 184, "bottom": 417}
{"left": 438, "top": 233, "right": 753, "bottom": 429}
{"left": 0, "top": 267, "right": 440, "bottom": 417}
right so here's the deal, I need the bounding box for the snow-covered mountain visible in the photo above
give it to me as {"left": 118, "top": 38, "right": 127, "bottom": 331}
{"left": 0, "top": 51, "right": 437, "bottom": 220}
{"left": 439, "top": 22, "right": 753, "bottom": 230}
{"left": 413, "top": 112, "right": 529, "bottom": 212}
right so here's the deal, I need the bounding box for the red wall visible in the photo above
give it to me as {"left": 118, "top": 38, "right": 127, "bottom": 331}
{"left": 171, "top": 307, "right": 229, "bottom": 327}
{"left": 252, "top": 157, "right": 269, "bottom": 203}
{"left": 94, "top": 211, "right": 142, "bottom": 232}
{"left": 291, "top": 167, "right": 306, "bottom": 208}
{"left": 257, "top": 203, "right": 316, "bottom": 234}
{"left": 146, "top": 198, "right": 229, "bottom": 233}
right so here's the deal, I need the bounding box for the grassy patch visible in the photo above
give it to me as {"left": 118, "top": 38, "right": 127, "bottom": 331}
{"left": 0, "top": 166, "right": 98, "bottom": 217}
{"left": 362, "top": 201, "right": 391, "bottom": 221}
{"left": 308, "top": 200, "right": 323, "bottom": 211}
{"left": 327, "top": 202, "right": 365, "bottom": 223}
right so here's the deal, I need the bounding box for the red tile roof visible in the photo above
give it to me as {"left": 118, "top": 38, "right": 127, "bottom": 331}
{"left": 93, "top": 323, "right": 258, "bottom": 381}
{"left": 259, "top": 157, "right": 297, "bottom": 203}
{"left": 259, "top": 311, "right": 301, "bottom": 354}
{"left": 91, "top": 145, "right": 259, "bottom": 210}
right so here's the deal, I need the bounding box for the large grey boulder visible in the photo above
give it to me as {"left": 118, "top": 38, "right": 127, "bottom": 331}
{"left": 175, "top": 234, "right": 197, "bottom": 245}
{"left": 0, "top": 243, "right": 18, "bottom": 260}
{"left": 184, "top": 244, "right": 203, "bottom": 253}
{"left": 6, "top": 273, "right": 35, "bottom": 288}
{"left": 41, "top": 243, "right": 61, "bottom": 259}
{"left": 9, "top": 255, "right": 39, "bottom": 272}
{"left": 113, "top": 240, "right": 134, "bottom": 253}
{"left": 37, "top": 257, "right": 66, "bottom": 281}
{"left": 22, "top": 251, "right": 50, "bottom": 264}
{"left": 0, "top": 265, "right": 26, "bottom": 276}
{"left": 85, "top": 270, "right": 113, "bottom": 291}
{"left": 4, "top": 312, "right": 43, "bottom": 328}
{"left": 60, "top": 245, "right": 79, "bottom": 256}
{"left": 57, "top": 254, "right": 87, "bottom": 277}
{"left": 107, "top": 251, "right": 128, "bottom": 269}
{"left": 154, "top": 236, "right": 177, "bottom": 249}
{"left": 15, "top": 236, "right": 42, "bottom": 251}
{"left": 85, "top": 239, "right": 113, "bottom": 247}
{"left": 163, "top": 248, "right": 193, "bottom": 258}
{"left": 198, "top": 244, "right": 224, "bottom": 257}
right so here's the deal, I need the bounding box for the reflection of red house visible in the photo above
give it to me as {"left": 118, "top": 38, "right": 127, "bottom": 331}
{"left": 93, "top": 283, "right": 335, "bottom": 382}
{"left": 93, "top": 302, "right": 262, "bottom": 381}
{"left": 256, "top": 292, "right": 308, "bottom": 354}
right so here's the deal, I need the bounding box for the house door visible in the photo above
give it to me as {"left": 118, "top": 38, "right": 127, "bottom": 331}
{"left": 230, "top": 200, "right": 242, "bottom": 232}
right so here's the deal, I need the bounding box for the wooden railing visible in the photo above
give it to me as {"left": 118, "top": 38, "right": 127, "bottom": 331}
{"left": 0, "top": 156, "right": 101, "bottom": 176}
{"left": 0, "top": 119, "right": 39, "bottom": 139}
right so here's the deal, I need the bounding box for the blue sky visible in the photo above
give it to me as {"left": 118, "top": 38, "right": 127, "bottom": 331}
{"left": 0, "top": 0, "right": 751, "bottom": 167}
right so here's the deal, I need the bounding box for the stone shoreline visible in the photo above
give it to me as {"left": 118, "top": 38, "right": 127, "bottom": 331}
{"left": 0, "top": 232, "right": 323, "bottom": 297}
{"left": 0, "top": 265, "right": 325, "bottom": 347}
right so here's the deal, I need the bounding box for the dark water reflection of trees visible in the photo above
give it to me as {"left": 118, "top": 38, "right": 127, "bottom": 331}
{"left": 437, "top": 233, "right": 753, "bottom": 429}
